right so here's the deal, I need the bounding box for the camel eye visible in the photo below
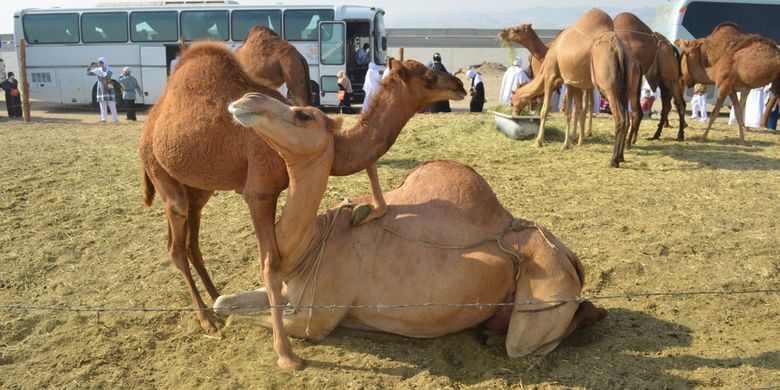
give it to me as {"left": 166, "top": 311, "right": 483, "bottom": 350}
{"left": 296, "top": 112, "right": 312, "bottom": 121}
{"left": 426, "top": 76, "right": 438, "bottom": 88}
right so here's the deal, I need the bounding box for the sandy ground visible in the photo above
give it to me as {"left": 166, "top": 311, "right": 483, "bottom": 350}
{"left": 0, "top": 93, "right": 779, "bottom": 389}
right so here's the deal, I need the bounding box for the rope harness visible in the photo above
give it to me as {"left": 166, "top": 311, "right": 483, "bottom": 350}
{"left": 281, "top": 200, "right": 563, "bottom": 336}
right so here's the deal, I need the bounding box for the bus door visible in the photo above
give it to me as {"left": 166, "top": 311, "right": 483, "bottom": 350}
{"left": 139, "top": 45, "right": 168, "bottom": 104}
{"left": 318, "top": 21, "right": 346, "bottom": 106}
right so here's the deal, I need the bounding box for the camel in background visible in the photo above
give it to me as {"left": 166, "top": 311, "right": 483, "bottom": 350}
{"left": 499, "top": 24, "right": 596, "bottom": 137}
{"left": 613, "top": 12, "right": 687, "bottom": 143}
{"left": 678, "top": 37, "right": 780, "bottom": 144}
{"left": 139, "top": 41, "right": 465, "bottom": 369}
{"left": 508, "top": 8, "right": 641, "bottom": 168}
{"left": 236, "top": 26, "right": 313, "bottom": 106}
{"left": 217, "top": 92, "right": 607, "bottom": 359}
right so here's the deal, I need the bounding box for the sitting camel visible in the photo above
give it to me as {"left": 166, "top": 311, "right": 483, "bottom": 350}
{"left": 508, "top": 8, "right": 642, "bottom": 167}
{"left": 677, "top": 37, "right": 780, "bottom": 144}
{"left": 139, "top": 41, "right": 465, "bottom": 370}
{"left": 499, "top": 24, "right": 596, "bottom": 137}
{"left": 217, "top": 92, "right": 608, "bottom": 359}
{"left": 236, "top": 26, "right": 312, "bottom": 106}
{"left": 613, "top": 12, "right": 687, "bottom": 143}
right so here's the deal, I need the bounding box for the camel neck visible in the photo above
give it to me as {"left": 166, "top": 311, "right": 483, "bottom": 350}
{"left": 686, "top": 51, "right": 715, "bottom": 85}
{"left": 330, "top": 77, "right": 419, "bottom": 176}
{"left": 516, "top": 33, "right": 548, "bottom": 60}
{"left": 275, "top": 147, "right": 334, "bottom": 267}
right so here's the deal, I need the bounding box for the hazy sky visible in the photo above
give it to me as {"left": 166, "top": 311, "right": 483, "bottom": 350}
{"left": 2, "top": 0, "right": 671, "bottom": 33}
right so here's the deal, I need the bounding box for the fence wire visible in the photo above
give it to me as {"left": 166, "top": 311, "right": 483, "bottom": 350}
{"left": 0, "top": 288, "right": 778, "bottom": 315}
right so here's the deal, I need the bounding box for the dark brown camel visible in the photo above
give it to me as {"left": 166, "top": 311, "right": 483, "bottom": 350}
{"left": 139, "top": 42, "right": 465, "bottom": 370}
{"left": 613, "top": 12, "right": 688, "bottom": 143}
{"left": 236, "top": 26, "right": 312, "bottom": 106}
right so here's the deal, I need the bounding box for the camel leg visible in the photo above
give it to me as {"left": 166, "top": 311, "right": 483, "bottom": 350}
{"left": 702, "top": 89, "right": 730, "bottom": 141}
{"left": 762, "top": 94, "right": 778, "bottom": 128}
{"left": 185, "top": 187, "right": 219, "bottom": 300}
{"left": 651, "top": 84, "right": 671, "bottom": 140}
{"left": 626, "top": 82, "right": 643, "bottom": 149}
{"left": 533, "top": 75, "right": 557, "bottom": 148}
{"left": 244, "top": 190, "right": 302, "bottom": 371}
{"left": 147, "top": 160, "right": 219, "bottom": 333}
{"left": 730, "top": 91, "right": 748, "bottom": 145}
{"left": 607, "top": 93, "right": 628, "bottom": 168}
{"left": 573, "top": 88, "right": 585, "bottom": 147}
{"left": 351, "top": 163, "right": 388, "bottom": 226}
{"left": 585, "top": 90, "right": 594, "bottom": 137}
{"left": 562, "top": 86, "right": 576, "bottom": 150}
{"left": 671, "top": 82, "right": 688, "bottom": 141}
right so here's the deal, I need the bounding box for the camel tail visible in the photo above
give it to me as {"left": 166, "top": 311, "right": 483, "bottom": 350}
{"left": 613, "top": 35, "right": 630, "bottom": 118}
{"left": 142, "top": 168, "right": 155, "bottom": 207}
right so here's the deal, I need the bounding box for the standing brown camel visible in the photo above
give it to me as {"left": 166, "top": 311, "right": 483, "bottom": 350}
{"left": 236, "top": 26, "right": 312, "bottom": 106}
{"left": 499, "top": 24, "right": 596, "bottom": 137}
{"left": 139, "top": 42, "right": 466, "bottom": 370}
{"left": 216, "top": 92, "right": 607, "bottom": 358}
{"left": 509, "top": 8, "right": 641, "bottom": 167}
{"left": 678, "top": 37, "right": 780, "bottom": 144}
{"left": 613, "top": 12, "right": 688, "bottom": 143}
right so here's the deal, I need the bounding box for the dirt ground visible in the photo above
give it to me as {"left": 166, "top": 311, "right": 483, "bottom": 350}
{"left": 0, "top": 95, "right": 779, "bottom": 389}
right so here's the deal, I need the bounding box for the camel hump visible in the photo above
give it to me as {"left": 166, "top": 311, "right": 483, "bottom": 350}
{"left": 573, "top": 8, "right": 614, "bottom": 32}
{"left": 613, "top": 12, "right": 652, "bottom": 34}
{"left": 380, "top": 160, "right": 513, "bottom": 242}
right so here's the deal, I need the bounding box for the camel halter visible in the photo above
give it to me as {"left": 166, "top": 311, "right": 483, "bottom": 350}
{"left": 282, "top": 200, "right": 561, "bottom": 336}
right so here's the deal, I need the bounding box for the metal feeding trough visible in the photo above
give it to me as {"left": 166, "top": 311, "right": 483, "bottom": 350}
{"left": 490, "top": 111, "right": 540, "bottom": 140}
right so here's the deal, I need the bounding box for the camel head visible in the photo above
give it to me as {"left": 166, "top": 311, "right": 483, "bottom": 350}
{"left": 228, "top": 93, "right": 342, "bottom": 160}
{"left": 675, "top": 38, "right": 702, "bottom": 55}
{"left": 510, "top": 81, "right": 533, "bottom": 116}
{"left": 387, "top": 58, "right": 466, "bottom": 106}
{"left": 498, "top": 24, "right": 533, "bottom": 43}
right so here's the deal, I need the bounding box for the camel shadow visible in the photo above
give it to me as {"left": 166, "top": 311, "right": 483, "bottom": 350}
{"left": 309, "top": 308, "right": 777, "bottom": 388}
{"left": 636, "top": 143, "right": 780, "bottom": 171}
{"left": 377, "top": 158, "right": 422, "bottom": 170}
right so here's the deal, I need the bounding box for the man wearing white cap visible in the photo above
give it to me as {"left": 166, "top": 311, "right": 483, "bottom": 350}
{"left": 498, "top": 56, "right": 530, "bottom": 106}
{"left": 118, "top": 67, "right": 143, "bottom": 121}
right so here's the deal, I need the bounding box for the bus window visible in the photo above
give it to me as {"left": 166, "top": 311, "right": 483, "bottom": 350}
{"left": 231, "top": 10, "right": 281, "bottom": 41}
{"left": 682, "top": 2, "right": 780, "bottom": 42}
{"left": 131, "top": 11, "right": 178, "bottom": 42}
{"left": 181, "top": 10, "right": 229, "bottom": 41}
{"left": 82, "top": 12, "right": 128, "bottom": 43}
{"left": 23, "top": 13, "right": 79, "bottom": 44}
{"left": 320, "top": 22, "right": 345, "bottom": 65}
{"left": 373, "top": 12, "right": 387, "bottom": 66}
{"left": 284, "top": 10, "right": 334, "bottom": 41}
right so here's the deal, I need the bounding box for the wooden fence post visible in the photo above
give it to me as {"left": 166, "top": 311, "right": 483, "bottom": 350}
{"left": 19, "top": 39, "right": 31, "bottom": 122}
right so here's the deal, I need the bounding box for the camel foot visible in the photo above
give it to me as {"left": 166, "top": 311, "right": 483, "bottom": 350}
{"left": 608, "top": 160, "right": 620, "bottom": 168}
{"left": 199, "top": 311, "right": 220, "bottom": 334}
{"left": 277, "top": 353, "right": 304, "bottom": 371}
{"left": 676, "top": 135, "right": 685, "bottom": 142}
{"left": 532, "top": 141, "right": 544, "bottom": 148}
{"left": 561, "top": 143, "right": 572, "bottom": 151}
{"left": 646, "top": 135, "right": 660, "bottom": 141}
{"left": 351, "top": 203, "right": 387, "bottom": 226}
{"left": 737, "top": 139, "right": 746, "bottom": 146}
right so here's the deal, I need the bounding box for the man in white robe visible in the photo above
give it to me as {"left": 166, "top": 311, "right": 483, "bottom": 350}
{"left": 498, "top": 56, "right": 530, "bottom": 106}
{"left": 729, "top": 86, "right": 765, "bottom": 127}
{"left": 361, "top": 62, "right": 383, "bottom": 114}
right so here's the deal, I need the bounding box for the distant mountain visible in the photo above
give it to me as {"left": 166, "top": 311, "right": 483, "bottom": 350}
{"left": 385, "top": 6, "right": 659, "bottom": 30}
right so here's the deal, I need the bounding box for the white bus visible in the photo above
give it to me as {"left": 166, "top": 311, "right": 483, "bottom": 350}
{"left": 13, "top": 1, "right": 387, "bottom": 106}
{"left": 653, "top": 0, "right": 780, "bottom": 43}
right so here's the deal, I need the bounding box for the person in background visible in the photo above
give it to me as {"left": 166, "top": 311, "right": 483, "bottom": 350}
{"left": 640, "top": 79, "right": 659, "bottom": 119}
{"left": 690, "top": 83, "right": 708, "bottom": 122}
{"left": 498, "top": 56, "right": 530, "bottom": 105}
{"left": 0, "top": 72, "right": 22, "bottom": 117}
{"left": 466, "top": 69, "right": 485, "bottom": 113}
{"left": 337, "top": 70, "right": 353, "bottom": 114}
{"left": 429, "top": 53, "right": 452, "bottom": 113}
{"left": 169, "top": 48, "right": 181, "bottom": 75}
{"left": 118, "top": 67, "right": 143, "bottom": 121}
{"left": 361, "top": 62, "right": 382, "bottom": 114}
{"left": 86, "top": 57, "right": 118, "bottom": 123}
{"left": 356, "top": 43, "right": 370, "bottom": 66}
{"left": 0, "top": 59, "right": 6, "bottom": 81}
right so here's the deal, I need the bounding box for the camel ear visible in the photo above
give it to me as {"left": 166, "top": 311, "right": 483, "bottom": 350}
{"left": 390, "top": 58, "right": 411, "bottom": 80}
{"left": 326, "top": 116, "right": 344, "bottom": 134}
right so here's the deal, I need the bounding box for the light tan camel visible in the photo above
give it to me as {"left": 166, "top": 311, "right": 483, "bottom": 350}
{"left": 236, "top": 26, "right": 312, "bottom": 106}
{"left": 509, "top": 8, "right": 641, "bottom": 167}
{"left": 499, "top": 24, "right": 596, "bottom": 137}
{"left": 139, "top": 42, "right": 466, "bottom": 370}
{"left": 678, "top": 37, "right": 780, "bottom": 144}
{"left": 216, "top": 92, "right": 608, "bottom": 358}
{"left": 613, "top": 12, "right": 688, "bottom": 143}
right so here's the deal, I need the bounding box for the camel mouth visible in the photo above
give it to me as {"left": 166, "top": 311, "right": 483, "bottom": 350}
{"left": 228, "top": 102, "right": 259, "bottom": 127}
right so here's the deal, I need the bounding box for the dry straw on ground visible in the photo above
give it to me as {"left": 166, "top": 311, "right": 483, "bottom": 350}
{"left": 0, "top": 106, "right": 779, "bottom": 388}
